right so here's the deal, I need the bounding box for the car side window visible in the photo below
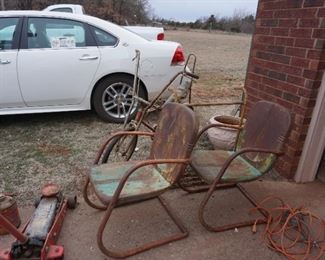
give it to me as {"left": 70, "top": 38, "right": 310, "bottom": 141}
{"left": 27, "top": 18, "right": 87, "bottom": 49}
{"left": 90, "top": 26, "right": 118, "bottom": 47}
{"left": 50, "top": 8, "right": 73, "bottom": 13}
{"left": 0, "top": 18, "right": 19, "bottom": 51}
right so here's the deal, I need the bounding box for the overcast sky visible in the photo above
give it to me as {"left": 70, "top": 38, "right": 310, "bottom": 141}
{"left": 149, "top": 0, "right": 259, "bottom": 22}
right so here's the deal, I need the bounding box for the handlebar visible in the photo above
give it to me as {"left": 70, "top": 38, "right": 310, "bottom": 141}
{"left": 184, "top": 71, "right": 199, "bottom": 80}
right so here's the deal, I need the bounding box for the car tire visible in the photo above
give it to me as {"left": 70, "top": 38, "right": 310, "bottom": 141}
{"left": 92, "top": 75, "right": 146, "bottom": 123}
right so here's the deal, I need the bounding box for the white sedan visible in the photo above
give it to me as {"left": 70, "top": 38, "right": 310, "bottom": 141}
{"left": 0, "top": 11, "right": 187, "bottom": 123}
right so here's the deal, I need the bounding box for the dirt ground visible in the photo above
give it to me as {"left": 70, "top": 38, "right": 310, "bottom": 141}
{"left": 0, "top": 30, "right": 252, "bottom": 204}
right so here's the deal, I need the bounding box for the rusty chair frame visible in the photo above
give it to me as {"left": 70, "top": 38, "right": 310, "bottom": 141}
{"left": 183, "top": 101, "right": 291, "bottom": 232}
{"left": 83, "top": 103, "right": 199, "bottom": 258}
{"left": 177, "top": 87, "right": 247, "bottom": 193}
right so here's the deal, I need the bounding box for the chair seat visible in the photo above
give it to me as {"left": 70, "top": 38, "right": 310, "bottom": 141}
{"left": 89, "top": 161, "right": 171, "bottom": 205}
{"left": 191, "top": 150, "right": 262, "bottom": 183}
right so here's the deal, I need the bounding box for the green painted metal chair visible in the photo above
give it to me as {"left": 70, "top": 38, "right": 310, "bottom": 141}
{"left": 189, "top": 100, "right": 291, "bottom": 232}
{"left": 83, "top": 103, "right": 199, "bottom": 258}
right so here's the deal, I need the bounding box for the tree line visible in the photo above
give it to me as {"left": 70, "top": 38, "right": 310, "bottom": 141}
{"left": 2, "top": 0, "right": 152, "bottom": 25}
{"left": 154, "top": 10, "right": 256, "bottom": 34}
{"left": 2, "top": 1, "right": 255, "bottom": 34}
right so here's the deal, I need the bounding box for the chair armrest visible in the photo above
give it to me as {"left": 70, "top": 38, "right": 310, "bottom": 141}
{"left": 108, "top": 158, "right": 190, "bottom": 207}
{"left": 185, "top": 101, "right": 243, "bottom": 107}
{"left": 209, "top": 147, "right": 283, "bottom": 187}
{"left": 94, "top": 131, "right": 154, "bottom": 164}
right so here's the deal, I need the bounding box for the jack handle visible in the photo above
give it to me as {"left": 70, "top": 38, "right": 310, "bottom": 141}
{"left": 0, "top": 213, "right": 28, "bottom": 244}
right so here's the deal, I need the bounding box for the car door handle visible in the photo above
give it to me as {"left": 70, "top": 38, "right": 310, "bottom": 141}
{"left": 79, "top": 55, "right": 98, "bottom": 61}
{"left": 0, "top": 59, "right": 11, "bottom": 65}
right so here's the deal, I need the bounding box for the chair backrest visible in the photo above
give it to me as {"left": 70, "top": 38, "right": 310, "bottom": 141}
{"left": 236, "top": 101, "right": 291, "bottom": 173}
{"left": 149, "top": 103, "right": 199, "bottom": 184}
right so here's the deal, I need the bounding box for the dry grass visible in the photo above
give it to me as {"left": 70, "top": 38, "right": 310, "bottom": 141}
{"left": 0, "top": 30, "right": 252, "bottom": 204}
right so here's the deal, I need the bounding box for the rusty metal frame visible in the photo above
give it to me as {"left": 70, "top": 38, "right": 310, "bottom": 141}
{"left": 83, "top": 131, "right": 155, "bottom": 210}
{"left": 83, "top": 158, "right": 191, "bottom": 258}
{"left": 177, "top": 123, "right": 243, "bottom": 193}
{"left": 197, "top": 147, "right": 283, "bottom": 232}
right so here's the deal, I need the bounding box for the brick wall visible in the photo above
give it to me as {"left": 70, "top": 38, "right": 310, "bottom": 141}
{"left": 245, "top": 0, "right": 325, "bottom": 178}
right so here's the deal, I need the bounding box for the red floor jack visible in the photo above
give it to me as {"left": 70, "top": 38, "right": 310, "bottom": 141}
{"left": 0, "top": 184, "right": 76, "bottom": 260}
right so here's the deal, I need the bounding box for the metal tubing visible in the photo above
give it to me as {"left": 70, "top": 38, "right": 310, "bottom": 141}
{"left": 94, "top": 158, "right": 191, "bottom": 258}
{"left": 0, "top": 214, "right": 28, "bottom": 244}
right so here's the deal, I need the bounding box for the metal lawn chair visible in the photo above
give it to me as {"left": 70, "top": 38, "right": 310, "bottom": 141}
{"left": 189, "top": 100, "right": 291, "bottom": 232}
{"left": 83, "top": 103, "right": 199, "bottom": 258}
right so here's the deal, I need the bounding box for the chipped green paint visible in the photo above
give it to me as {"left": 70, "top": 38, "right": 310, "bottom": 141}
{"left": 191, "top": 150, "right": 262, "bottom": 183}
{"left": 90, "top": 162, "right": 170, "bottom": 203}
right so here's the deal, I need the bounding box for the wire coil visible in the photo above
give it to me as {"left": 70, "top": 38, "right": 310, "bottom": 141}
{"left": 252, "top": 196, "right": 325, "bottom": 260}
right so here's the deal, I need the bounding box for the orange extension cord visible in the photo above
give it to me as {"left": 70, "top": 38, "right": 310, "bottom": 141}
{"left": 251, "top": 196, "right": 325, "bottom": 260}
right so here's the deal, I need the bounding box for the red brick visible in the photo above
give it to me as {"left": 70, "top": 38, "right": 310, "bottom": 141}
{"left": 255, "top": 27, "right": 271, "bottom": 35}
{"left": 267, "top": 45, "right": 285, "bottom": 54}
{"left": 247, "top": 73, "right": 263, "bottom": 83}
{"left": 282, "top": 0, "right": 304, "bottom": 8}
{"left": 293, "top": 106, "right": 308, "bottom": 116}
{"left": 271, "top": 27, "right": 289, "bottom": 36}
{"left": 307, "top": 49, "right": 323, "bottom": 59}
{"left": 263, "top": 1, "right": 282, "bottom": 10}
{"left": 268, "top": 70, "right": 287, "bottom": 81}
{"left": 295, "top": 38, "right": 315, "bottom": 48}
{"left": 276, "top": 98, "right": 294, "bottom": 109}
{"left": 261, "top": 19, "right": 278, "bottom": 27}
{"left": 278, "top": 19, "right": 298, "bottom": 27}
{"left": 268, "top": 86, "right": 283, "bottom": 97}
{"left": 313, "top": 29, "right": 325, "bottom": 39}
{"left": 285, "top": 47, "right": 307, "bottom": 58}
{"left": 298, "top": 18, "right": 320, "bottom": 28}
{"left": 275, "top": 37, "right": 294, "bottom": 46}
{"left": 256, "top": 51, "right": 291, "bottom": 64}
{"left": 283, "top": 92, "right": 300, "bottom": 104}
{"left": 304, "top": 0, "right": 324, "bottom": 7}
{"left": 316, "top": 61, "right": 325, "bottom": 69}
{"left": 305, "top": 79, "right": 322, "bottom": 89}
{"left": 290, "top": 57, "right": 310, "bottom": 68}
{"left": 280, "top": 64, "right": 303, "bottom": 76}
{"left": 274, "top": 8, "right": 318, "bottom": 18}
{"left": 290, "top": 28, "right": 312, "bottom": 38}
{"left": 257, "top": 10, "right": 274, "bottom": 19}
{"left": 318, "top": 8, "right": 325, "bottom": 17}
{"left": 253, "top": 66, "right": 269, "bottom": 76}
{"left": 300, "top": 97, "right": 316, "bottom": 107}
{"left": 287, "top": 75, "right": 305, "bottom": 86}
{"left": 256, "top": 35, "right": 276, "bottom": 44}
{"left": 315, "top": 39, "right": 325, "bottom": 49}
{"left": 253, "top": 43, "right": 269, "bottom": 51}
{"left": 262, "top": 76, "right": 279, "bottom": 87}
{"left": 303, "top": 69, "right": 323, "bottom": 80}
{"left": 277, "top": 80, "right": 299, "bottom": 93}
{"left": 298, "top": 88, "right": 319, "bottom": 98}
{"left": 260, "top": 60, "right": 303, "bottom": 76}
{"left": 309, "top": 60, "right": 320, "bottom": 70}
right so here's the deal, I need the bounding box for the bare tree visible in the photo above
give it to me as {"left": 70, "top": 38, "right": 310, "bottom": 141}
{"left": 1, "top": 0, "right": 5, "bottom": 10}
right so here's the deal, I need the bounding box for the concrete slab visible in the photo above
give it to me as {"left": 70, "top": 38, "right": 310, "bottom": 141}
{"left": 1, "top": 180, "right": 325, "bottom": 259}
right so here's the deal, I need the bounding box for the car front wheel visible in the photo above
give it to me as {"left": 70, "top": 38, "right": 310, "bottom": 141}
{"left": 93, "top": 75, "right": 146, "bottom": 123}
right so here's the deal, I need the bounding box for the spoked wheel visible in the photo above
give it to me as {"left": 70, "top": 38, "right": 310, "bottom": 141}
{"left": 101, "top": 128, "right": 138, "bottom": 163}
{"left": 93, "top": 75, "right": 146, "bottom": 123}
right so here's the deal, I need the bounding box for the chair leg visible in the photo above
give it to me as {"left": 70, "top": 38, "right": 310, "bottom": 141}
{"left": 97, "top": 195, "right": 188, "bottom": 259}
{"left": 198, "top": 183, "right": 268, "bottom": 232}
{"left": 83, "top": 176, "right": 107, "bottom": 211}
